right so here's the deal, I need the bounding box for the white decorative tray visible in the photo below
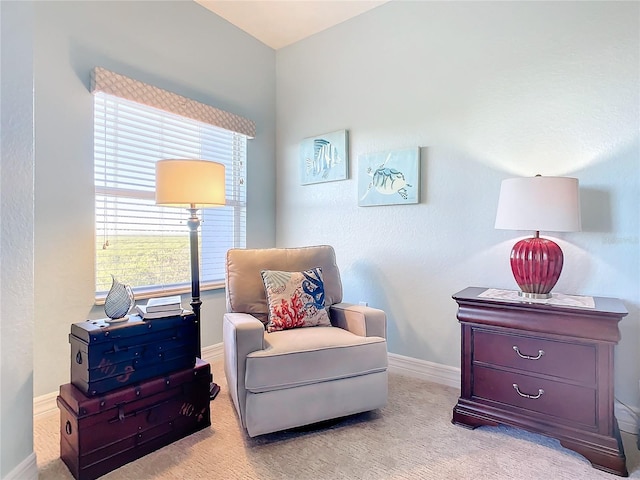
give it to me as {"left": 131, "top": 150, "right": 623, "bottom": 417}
{"left": 478, "top": 288, "right": 595, "bottom": 309}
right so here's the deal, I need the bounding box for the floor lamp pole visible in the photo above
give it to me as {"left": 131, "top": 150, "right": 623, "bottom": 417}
{"left": 187, "top": 206, "right": 219, "bottom": 400}
{"left": 187, "top": 207, "right": 202, "bottom": 354}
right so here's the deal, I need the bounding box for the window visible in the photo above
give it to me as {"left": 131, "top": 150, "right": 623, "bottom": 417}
{"left": 92, "top": 69, "right": 253, "bottom": 299}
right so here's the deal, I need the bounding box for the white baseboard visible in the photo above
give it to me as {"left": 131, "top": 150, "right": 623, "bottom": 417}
{"left": 388, "top": 352, "right": 460, "bottom": 389}
{"left": 34, "top": 390, "right": 59, "bottom": 418}
{"left": 5, "top": 452, "right": 38, "bottom": 480}
{"left": 33, "top": 345, "right": 639, "bottom": 436}
{"left": 615, "top": 401, "right": 639, "bottom": 435}
{"left": 386, "top": 352, "right": 640, "bottom": 437}
{"left": 201, "top": 342, "right": 223, "bottom": 364}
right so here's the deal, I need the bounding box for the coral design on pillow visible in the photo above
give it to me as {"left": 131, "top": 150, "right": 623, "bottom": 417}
{"left": 261, "top": 267, "right": 331, "bottom": 332}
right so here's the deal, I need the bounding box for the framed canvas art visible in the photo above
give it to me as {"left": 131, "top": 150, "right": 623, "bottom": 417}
{"left": 300, "top": 130, "right": 349, "bottom": 185}
{"left": 358, "top": 147, "right": 420, "bottom": 206}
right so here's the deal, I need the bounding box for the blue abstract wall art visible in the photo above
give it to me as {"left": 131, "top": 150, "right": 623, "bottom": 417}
{"left": 358, "top": 147, "right": 420, "bottom": 206}
{"left": 300, "top": 130, "right": 349, "bottom": 185}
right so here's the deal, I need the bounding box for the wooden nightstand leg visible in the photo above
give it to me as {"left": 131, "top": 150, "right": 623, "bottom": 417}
{"left": 559, "top": 439, "right": 627, "bottom": 477}
{"left": 452, "top": 403, "right": 500, "bottom": 430}
{"left": 559, "top": 422, "right": 628, "bottom": 477}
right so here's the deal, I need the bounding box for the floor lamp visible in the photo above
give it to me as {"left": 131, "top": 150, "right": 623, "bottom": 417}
{"left": 155, "top": 159, "right": 225, "bottom": 400}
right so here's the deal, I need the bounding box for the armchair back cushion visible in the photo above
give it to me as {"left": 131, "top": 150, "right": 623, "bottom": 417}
{"left": 226, "top": 245, "right": 343, "bottom": 326}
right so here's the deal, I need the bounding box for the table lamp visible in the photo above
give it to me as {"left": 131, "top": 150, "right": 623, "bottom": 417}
{"left": 494, "top": 175, "right": 581, "bottom": 299}
{"left": 156, "top": 159, "right": 225, "bottom": 399}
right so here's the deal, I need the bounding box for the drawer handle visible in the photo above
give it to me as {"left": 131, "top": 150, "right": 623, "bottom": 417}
{"left": 512, "top": 345, "right": 544, "bottom": 360}
{"left": 512, "top": 383, "right": 544, "bottom": 399}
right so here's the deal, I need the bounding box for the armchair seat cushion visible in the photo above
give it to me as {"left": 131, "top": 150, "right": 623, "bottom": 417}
{"left": 245, "top": 326, "right": 387, "bottom": 394}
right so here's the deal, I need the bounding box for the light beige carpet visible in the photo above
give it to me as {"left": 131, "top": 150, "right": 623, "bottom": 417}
{"left": 36, "top": 360, "right": 640, "bottom": 479}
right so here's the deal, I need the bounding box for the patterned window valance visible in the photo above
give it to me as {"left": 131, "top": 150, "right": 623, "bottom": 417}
{"left": 91, "top": 67, "right": 256, "bottom": 138}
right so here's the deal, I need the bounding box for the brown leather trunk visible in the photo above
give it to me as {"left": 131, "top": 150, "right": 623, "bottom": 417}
{"left": 58, "top": 358, "right": 211, "bottom": 480}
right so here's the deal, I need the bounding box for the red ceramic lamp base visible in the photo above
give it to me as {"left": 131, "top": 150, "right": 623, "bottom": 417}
{"left": 510, "top": 235, "right": 563, "bottom": 299}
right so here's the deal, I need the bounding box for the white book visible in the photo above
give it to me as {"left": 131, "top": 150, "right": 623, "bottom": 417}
{"left": 135, "top": 304, "right": 184, "bottom": 320}
{"left": 145, "top": 295, "right": 182, "bottom": 313}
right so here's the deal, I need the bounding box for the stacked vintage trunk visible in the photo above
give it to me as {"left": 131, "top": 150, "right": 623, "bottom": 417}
{"left": 57, "top": 314, "right": 211, "bottom": 480}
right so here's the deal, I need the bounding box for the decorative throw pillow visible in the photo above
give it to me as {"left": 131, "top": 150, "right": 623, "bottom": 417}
{"left": 261, "top": 267, "right": 331, "bottom": 332}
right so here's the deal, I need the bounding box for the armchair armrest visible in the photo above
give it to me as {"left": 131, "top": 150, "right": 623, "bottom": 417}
{"left": 330, "top": 303, "right": 387, "bottom": 339}
{"left": 223, "top": 312, "right": 265, "bottom": 427}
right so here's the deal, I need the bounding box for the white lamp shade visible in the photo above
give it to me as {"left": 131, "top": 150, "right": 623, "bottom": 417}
{"left": 155, "top": 159, "right": 225, "bottom": 207}
{"left": 494, "top": 176, "right": 581, "bottom": 232}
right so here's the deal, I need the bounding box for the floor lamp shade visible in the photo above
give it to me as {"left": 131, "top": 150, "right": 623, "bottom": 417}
{"left": 155, "top": 159, "right": 225, "bottom": 207}
{"left": 155, "top": 159, "right": 225, "bottom": 399}
{"left": 495, "top": 176, "right": 581, "bottom": 299}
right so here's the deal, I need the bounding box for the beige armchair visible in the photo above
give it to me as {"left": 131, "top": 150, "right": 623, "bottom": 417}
{"left": 223, "top": 245, "right": 388, "bottom": 437}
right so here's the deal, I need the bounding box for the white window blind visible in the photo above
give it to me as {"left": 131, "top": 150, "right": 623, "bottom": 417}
{"left": 94, "top": 91, "right": 247, "bottom": 297}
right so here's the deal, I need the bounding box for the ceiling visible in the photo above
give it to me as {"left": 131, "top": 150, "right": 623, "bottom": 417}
{"left": 195, "top": 0, "right": 389, "bottom": 50}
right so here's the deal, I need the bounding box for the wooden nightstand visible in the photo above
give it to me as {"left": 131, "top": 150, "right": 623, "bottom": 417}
{"left": 452, "top": 286, "right": 629, "bottom": 477}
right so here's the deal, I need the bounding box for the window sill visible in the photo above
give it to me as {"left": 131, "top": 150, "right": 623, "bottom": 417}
{"left": 95, "top": 281, "right": 225, "bottom": 306}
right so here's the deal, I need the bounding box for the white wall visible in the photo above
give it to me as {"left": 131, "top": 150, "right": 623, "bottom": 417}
{"left": 1, "top": 1, "right": 36, "bottom": 477}
{"left": 32, "top": 0, "right": 276, "bottom": 398}
{"left": 276, "top": 2, "right": 639, "bottom": 406}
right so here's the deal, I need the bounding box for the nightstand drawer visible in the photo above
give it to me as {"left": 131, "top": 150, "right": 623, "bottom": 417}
{"left": 473, "top": 329, "right": 596, "bottom": 384}
{"left": 473, "top": 365, "right": 597, "bottom": 426}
